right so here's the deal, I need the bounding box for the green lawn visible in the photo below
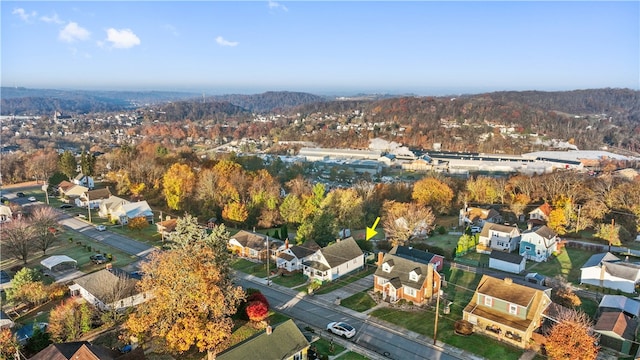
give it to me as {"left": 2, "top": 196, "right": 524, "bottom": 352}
{"left": 335, "top": 351, "right": 369, "bottom": 360}
{"left": 108, "top": 225, "right": 164, "bottom": 245}
{"left": 313, "top": 268, "right": 374, "bottom": 295}
{"left": 370, "top": 307, "right": 522, "bottom": 360}
{"left": 340, "top": 292, "right": 376, "bottom": 312}
{"left": 231, "top": 258, "right": 274, "bottom": 278}
{"left": 526, "top": 246, "right": 594, "bottom": 283}
{"left": 311, "top": 338, "right": 345, "bottom": 358}
{"left": 270, "top": 272, "right": 308, "bottom": 288}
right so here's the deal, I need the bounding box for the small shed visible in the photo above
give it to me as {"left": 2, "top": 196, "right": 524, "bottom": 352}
{"left": 489, "top": 250, "right": 525, "bottom": 274}
{"left": 525, "top": 272, "right": 546, "bottom": 286}
{"left": 0, "top": 311, "right": 14, "bottom": 329}
{"left": 40, "top": 255, "right": 77, "bottom": 271}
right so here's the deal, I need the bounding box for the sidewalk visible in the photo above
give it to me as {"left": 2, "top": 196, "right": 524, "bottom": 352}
{"left": 239, "top": 271, "right": 485, "bottom": 360}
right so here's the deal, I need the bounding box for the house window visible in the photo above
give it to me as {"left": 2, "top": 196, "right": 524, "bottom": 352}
{"left": 382, "top": 263, "right": 392, "bottom": 273}
{"left": 524, "top": 246, "right": 532, "bottom": 251}
{"left": 377, "top": 277, "right": 388, "bottom": 285}
{"left": 409, "top": 271, "right": 419, "bottom": 281}
{"left": 405, "top": 287, "right": 416, "bottom": 297}
{"left": 509, "top": 304, "right": 517, "bottom": 315}
{"left": 484, "top": 296, "right": 493, "bottom": 306}
{"left": 293, "top": 353, "right": 302, "bottom": 360}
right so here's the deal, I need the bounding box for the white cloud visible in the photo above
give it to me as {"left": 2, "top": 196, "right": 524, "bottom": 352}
{"left": 105, "top": 28, "right": 141, "bottom": 49}
{"left": 59, "top": 22, "right": 91, "bottom": 43}
{"left": 216, "top": 36, "right": 238, "bottom": 47}
{"left": 40, "top": 13, "right": 64, "bottom": 25}
{"left": 163, "top": 24, "right": 179, "bottom": 37}
{"left": 268, "top": 0, "right": 288, "bottom": 12}
{"left": 12, "top": 8, "right": 37, "bottom": 22}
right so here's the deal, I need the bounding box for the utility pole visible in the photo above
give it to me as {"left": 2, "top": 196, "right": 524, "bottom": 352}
{"left": 87, "top": 192, "right": 92, "bottom": 223}
{"left": 265, "top": 235, "right": 270, "bottom": 286}
{"left": 575, "top": 205, "right": 581, "bottom": 233}
{"left": 609, "top": 218, "right": 615, "bottom": 252}
{"left": 433, "top": 271, "right": 441, "bottom": 345}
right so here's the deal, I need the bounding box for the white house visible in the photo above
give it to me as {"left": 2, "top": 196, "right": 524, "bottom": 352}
{"left": 489, "top": 250, "right": 526, "bottom": 274}
{"left": 110, "top": 200, "right": 154, "bottom": 225}
{"left": 72, "top": 173, "right": 95, "bottom": 189}
{"left": 74, "top": 188, "right": 112, "bottom": 209}
{"left": 228, "top": 230, "right": 285, "bottom": 261}
{"left": 477, "top": 222, "right": 521, "bottom": 253}
{"left": 276, "top": 240, "right": 320, "bottom": 272}
{"left": 528, "top": 204, "right": 551, "bottom": 226}
{"left": 580, "top": 252, "right": 640, "bottom": 294}
{"left": 98, "top": 196, "right": 129, "bottom": 219}
{"left": 0, "top": 204, "right": 12, "bottom": 223}
{"left": 68, "top": 268, "right": 149, "bottom": 311}
{"left": 303, "top": 237, "right": 364, "bottom": 283}
{"left": 519, "top": 225, "right": 559, "bottom": 262}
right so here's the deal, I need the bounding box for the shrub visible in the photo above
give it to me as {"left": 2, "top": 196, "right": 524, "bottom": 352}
{"left": 438, "top": 226, "right": 447, "bottom": 235}
{"left": 246, "top": 301, "right": 269, "bottom": 322}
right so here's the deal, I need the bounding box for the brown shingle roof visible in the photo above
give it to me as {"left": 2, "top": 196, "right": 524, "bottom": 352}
{"left": 594, "top": 311, "right": 638, "bottom": 340}
{"left": 320, "top": 237, "right": 363, "bottom": 268}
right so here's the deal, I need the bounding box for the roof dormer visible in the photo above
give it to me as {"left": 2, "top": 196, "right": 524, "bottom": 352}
{"left": 382, "top": 259, "right": 394, "bottom": 273}
{"left": 409, "top": 268, "right": 421, "bottom": 282}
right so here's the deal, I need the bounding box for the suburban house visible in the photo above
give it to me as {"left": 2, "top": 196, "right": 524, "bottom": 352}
{"left": 217, "top": 320, "right": 309, "bottom": 360}
{"left": 228, "top": 230, "right": 285, "bottom": 261}
{"left": 302, "top": 237, "right": 364, "bottom": 283}
{"left": 75, "top": 187, "right": 112, "bottom": 209}
{"left": 477, "top": 223, "right": 521, "bottom": 254}
{"left": 462, "top": 275, "right": 552, "bottom": 348}
{"left": 489, "top": 250, "right": 526, "bottom": 274}
{"left": 276, "top": 240, "right": 321, "bottom": 272}
{"left": 528, "top": 203, "right": 551, "bottom": 226}
{"left": 594, "top": 311, "right": 639, "bottom": 356}
{"left": 72, "top": 173, "right": 95, "bottom": 189}
{"left": 519, "top": 225, "right": 559, "bottom": 262}
{"left": 98, "top": 196, "right": 128, "bottom": 219}
{"left": 0, "top": 204, "right": 12, "bottom": 222}
{"left": 30, "top": 341, "right": 145, "bottom": 360}
{"left": 389, "top": 245, "right": 444, "bottom": 272}
{"left": 373, "top": 248, "right": 442, "bottom": 304}
{"left": 156, "top": 218, "right": 178, "bottom": 242}
{"left": 58, "top": 181, "right": 88, "bottom": 200}
{"left": 110, "top": 200, "right": 154, "bottom": 225}
{"left": 68, "top": 268, "right": 149, "bottom": 311}
{"left": 598, "top": 295, "right": 640, "bottom": 318}
{"left": 580, "top": 252, "right": 640, "bottom": 294}
{"left": 459, "top": 205, "right": 503, "bottom": 228}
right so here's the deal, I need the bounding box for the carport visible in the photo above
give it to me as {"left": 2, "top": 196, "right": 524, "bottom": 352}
{"left": 40, "top": 255, "right": 77, "bottom": 271}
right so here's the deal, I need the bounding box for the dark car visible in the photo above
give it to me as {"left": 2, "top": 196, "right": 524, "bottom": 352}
{"left": 90, "top": 254, "right": 107, "bottom": 264}
{"left": 59, "top": 204, "right": 73, "bottom": 209}
{"left": 16, "top": 192, "right": 25, "bottom": 197}
{"left": 0, "top": 270, "right": 11, "bottom": 284}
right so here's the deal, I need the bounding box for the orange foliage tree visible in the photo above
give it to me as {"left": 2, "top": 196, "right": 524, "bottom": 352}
{"left": 0, "top": 328, "right": 20, "bottom": 360}
{"left": 412, "top": 177, "right": 453, "bottom": 214}
{"left": 124, "top": 225, "right": 244, "bottom": 359}
{"left": 162, "top": 163, "right": 195, "bottom": 210}
{"left": 545, "top": 308, "right": 598, "bottom": 360}
{"left": 128, "top": 216, "right": 149, "bottom": 233}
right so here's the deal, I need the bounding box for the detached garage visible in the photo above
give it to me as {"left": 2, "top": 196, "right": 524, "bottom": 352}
{"left": 40, "top": 255, "right": 77, "bottom": 271}
{"left": 489, "top": 250, "right": 525, "bottom": 274}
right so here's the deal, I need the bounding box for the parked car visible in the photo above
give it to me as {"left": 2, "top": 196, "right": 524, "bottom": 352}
{"left": 470, "top": 226, "right": 482, "bottom": 234}
{"left": 90, "top": 254, "right": 107, "bottom": 264}
{"left": 326, "top": 322, "right": 356, "bottom": 339}
{"left": 96, "top": 225, "right": 107, "bottom": 231}
{"left": 28, "top": 196, "right": 37, "bottom": 202}
{"left": 16, "top": 192, "right": 25, "bottom": 197}
{"left": 59, "top": 204, "right": 73, "bottom": 209}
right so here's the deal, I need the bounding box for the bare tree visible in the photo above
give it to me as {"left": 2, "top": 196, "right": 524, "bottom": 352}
{"left": 382, "top": 201, "right": 435, "bottom": 246}
{"left": 29, "top": 205, "right": 61, "bottom": 255}
{"left": 1, "top": 218, "right": 36, "bottom": 264}
{"left": 100, "top": 269, "right": 139, "bottom": 324}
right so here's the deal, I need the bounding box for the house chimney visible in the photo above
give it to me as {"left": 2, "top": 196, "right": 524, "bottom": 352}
{"left": 504, "top": 277, "right": 513, "bottom": 285}
{"left": 266, "top": 325, "right": 272, "bottom": 335}
{"left": 528, "top": 222, "right": 532, "bottom": 230}
{"left": 105, "top": 263, "right": 113, "bottom": 271}
{"left": 377, "top": 252, "right": 384, "bottom": 266}
{"left": 285, "top": 239, "right": 289, "bottom": 249}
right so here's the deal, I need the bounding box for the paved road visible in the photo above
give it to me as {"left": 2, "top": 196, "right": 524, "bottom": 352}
{"left": 237, "top": 273, "right": 474, "bottom": 360}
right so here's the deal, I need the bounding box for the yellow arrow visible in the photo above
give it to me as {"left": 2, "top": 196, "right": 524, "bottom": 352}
{"left": 366, "top": 217, "right": 381, "bottom": 241}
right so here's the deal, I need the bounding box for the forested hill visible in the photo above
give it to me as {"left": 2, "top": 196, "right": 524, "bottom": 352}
{"left": 0, "top": 87, "right": 199, "bottom": 115}
{"left": 209, "top": 91, "right": 328, "bottom": 113}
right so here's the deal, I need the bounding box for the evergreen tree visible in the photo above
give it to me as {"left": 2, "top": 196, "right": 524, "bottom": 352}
{"left": 58, "top": 150, "right": 77, "bottom": 180}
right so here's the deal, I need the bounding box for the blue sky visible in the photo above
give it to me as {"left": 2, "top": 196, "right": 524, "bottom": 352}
{"left": 2, "top": 1, "right": 638, "bottom": 95}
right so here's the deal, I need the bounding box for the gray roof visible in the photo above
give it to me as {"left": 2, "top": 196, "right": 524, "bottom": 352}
{"left": 320, "top": 237, "right": 363, "bottom": 268}
{"left": 522, "top": 225, "right": 557, "bottom": 247}
{"left": 480, "top": 222, "right": 519, "bottom": 237}
{"left": 289, "top": 241, "right": 320, "bottom": 259}
{"left": 231, "top": 230, "right": 283, "bottom": 251}
{"left": 217, "top": 319, "right": 309, "bottom": 360}
{"left": 72, "top": 268, "right": 138, "bottom": 302}
{"left": 582, "top": 252, "right": 620, "bottom": 269}
{"left": 490, "top": 250, "right": 524, "bottom": 264}
{"left": 603, "top": 261, "right": 640, "bottom": 282}
{"left": 599, "top": 295, "right": 640, "bottom": 317}
{"left": 390, "top": 245, "right": 440, "bottom": 265}
{"left": 375, "top": 252, "right": 434, "bottom": 290}
{"left": 302, "top": 260, "right": 330, "bottom": 271}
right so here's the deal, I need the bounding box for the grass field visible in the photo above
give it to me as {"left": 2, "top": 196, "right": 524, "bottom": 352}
{"left": 340, "top": 292, "right": 377, "bottom": 312}
{"left": 526, "top": 246, "right": 595, "bottom": 283}
{"left": 313, "top": 268, "right": 374, "bottom": 295}
{"left": 270, "top": 271, "right": 307, "bottom": 288}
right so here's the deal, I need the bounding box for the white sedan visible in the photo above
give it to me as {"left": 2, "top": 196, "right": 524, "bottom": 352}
{"left": 96, "top": 225, "right": 107, "bottom": 231}
{"left": 28, "top": 196, "right": 37, "bottom": 202}
{"left": 326, "top": 322, "right": 356, "bottom": 339}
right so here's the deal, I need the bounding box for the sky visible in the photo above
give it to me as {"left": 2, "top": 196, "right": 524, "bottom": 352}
{"left": 1, "top": 1, "right": 639, "bottom": 95}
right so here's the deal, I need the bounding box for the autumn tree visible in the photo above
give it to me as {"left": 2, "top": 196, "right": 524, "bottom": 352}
{"left": 222, "top": 201, "right": 249, "bottom": 227}
{"left": 27, "top": 151, "right": 59, "bottom": 184}
{"left": 6, "top": 267, "right": 43, "bottom": 304}
{"left": 247, "top": 169, "right": 282, "bottom": 228}
{"left": 1, "top": 219, "right": 36, "bottom": 264}
{"left": 58, "top": 150, "right": 77, "bottom": 180}
{"left": 162, "top": 163, "right": 196, "bottom": 210}
{"left": 126, "top": 216, "right": 243, "bottom": 360}
{"left": 576, "top": 199, "right": 608, "bottom": 232}
{"left": 455, "top": 233, "right": 478, "bottom": 257}
{"left": 48, "top": 300, "right": 94, "bottom": 342}
{"left": 548, "top": 208, "right": 569, "bottom": 235}
{"left": 0, "top": 328, "right": 20, "bottom": 360}
{"left": 412, "top": 177, "right": 454, "bottom": 214}
{"left": 545, "top": 308, "right": 598, "bottom": 360}
{"left": 295, "top": 211, "right": 337, "bottom": 247}
{"left": 546, "top": 275, "right": 581, "bottom": 308}
{"left": 382, "top": 201, "right": 435, "bottom": 246}
{"left": 245, "top": 291, "right": 270, "bottom": 323}
{"left": 508, "top": 193, "right": 531, "bottom": 222}
{"left": 279, "top": 194, "right": 305, "bottom": 226}
{"left": 128, "top": 216, "right": 149, "bottom": 232}
{"left": 595, "top": 222, "right": 622, "bottom": 247}
{"left": 30, "top": 205, "right": 60, "bottom": 255}
{"left": 322, "top": 188, "right": 365, "bottom": 230}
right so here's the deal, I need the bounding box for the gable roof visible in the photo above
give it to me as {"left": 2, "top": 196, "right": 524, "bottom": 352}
{"left": 231, "top": 230, "right": 282, "bottom": 251}
{"left": 375, "top": 252, "right": 434, "bottom": 290}
{"left": 289, "top": 241, "right": 320, "bottom": 258}
{"left": 101, "top": 196, "right": 129, "bottom": 211}
{"left": 480, "top": 222, "right": 519, "bottom": 237}
{"left": 476, "top": 275, "right": 541, "bottom": 307}
{"left": 40, "top": 255, "right": 77, "bottom": 270}
{"left": 466, "top": 207, "right": 501, "bottom": 222}
{"left": 156, "top": 218, "right": 177, "bottom": 232}
{"left": 490, "top": 250, "right": 524, "bottom": 265}
{"left": 581, "top": 252, "right": 620, "bottom": 269}
{"left": 603, "top": 261, "right": 640, "bottom": 281}
{"left": 320, "top": 237, "right": 363, "bottom": 268}
{"left": 529, "top": 203, "right": 552, "bottom": 217}
{"left": 121, "top": 201, "right": 153, "bottom": 219}
{"left": 29, "top": 341, "right": 124, "bottom": 360}
{"left": 217, "top": 320, "right": 309, "bottom": 360}
{"left": 390, "top": 245, "right": 441, "bottom": 265}
{"left": 57, "top": 180, "right": 75, "bottom": 192}
{"left": 594, "top": 311, "right": 638, "bottom": 340}
{"left": 599, "top": 295, "right": 640, "bottom": 317}
{"left": 72, "top": 269, "right": 138, "bottom": 303}
{"left": 85, "top": 188, "right": 111, "bottom": 200}
{"left": 522, "top": 225, "right": 557, "bottom": 244}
